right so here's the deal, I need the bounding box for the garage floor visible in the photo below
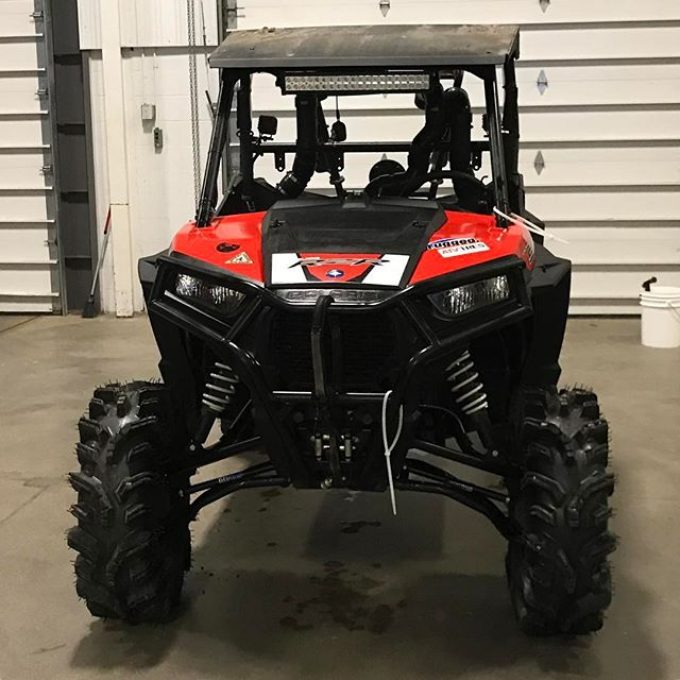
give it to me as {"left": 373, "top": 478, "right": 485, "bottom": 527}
{"left": 0, "top": 316, "right": 678, "bottom": 679}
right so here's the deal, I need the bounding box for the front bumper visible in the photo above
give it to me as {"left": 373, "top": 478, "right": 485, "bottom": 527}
{"left": 142, "top": 251, "right": 532, "bottom": 489}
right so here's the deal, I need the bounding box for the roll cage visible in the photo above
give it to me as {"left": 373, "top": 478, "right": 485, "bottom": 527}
{"left": 196, "top": 24, "right": 523, "bottom": 227}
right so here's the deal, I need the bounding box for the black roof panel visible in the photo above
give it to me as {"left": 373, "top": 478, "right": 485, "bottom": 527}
{"left": 210, "top": 24, "right": 519, "bottom": 70}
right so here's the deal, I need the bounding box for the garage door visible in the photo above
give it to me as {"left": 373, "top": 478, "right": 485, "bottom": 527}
{"left": 0, "top": 0, "right": 60, "bottom": 312}
{"left": 234, "top": 0, "right": 680, "bottom": 314}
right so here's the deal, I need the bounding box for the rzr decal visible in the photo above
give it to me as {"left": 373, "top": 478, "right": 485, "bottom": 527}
{"left": 427, "top": 236, "right": 489, "bottom": 258}
{"left": 271, "top": 253, "right": 409, "bottom": 286}
{"left": 291, "top": 256, "right": 383, "bottom": 268}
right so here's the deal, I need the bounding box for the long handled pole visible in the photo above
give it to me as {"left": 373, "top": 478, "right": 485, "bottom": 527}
{"left": 82, "top": 206, "right": 112, "bottom": 318}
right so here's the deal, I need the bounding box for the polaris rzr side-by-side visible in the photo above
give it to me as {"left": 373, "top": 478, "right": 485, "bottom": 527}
{"left": 68, "top": 24, "right": 616, "bottom": 634}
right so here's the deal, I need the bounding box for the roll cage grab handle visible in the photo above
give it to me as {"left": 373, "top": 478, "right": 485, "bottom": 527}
{"left": 195, "top": 65, "right": 516, "bottom": 228}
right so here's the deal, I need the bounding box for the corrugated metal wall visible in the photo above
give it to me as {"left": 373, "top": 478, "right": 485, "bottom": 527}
{"left": 237, "top": 0, "right": 680, "bottom": 314}
{"left": 0, "top": 0, "right": 60, "bottom": 312}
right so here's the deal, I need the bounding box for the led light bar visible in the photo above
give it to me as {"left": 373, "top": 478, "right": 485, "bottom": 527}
{"left": 283, "top": 72, "right": 431, "bottom": 94}
{"left": 276, "top": 288, "right": 392, "bottom": 306}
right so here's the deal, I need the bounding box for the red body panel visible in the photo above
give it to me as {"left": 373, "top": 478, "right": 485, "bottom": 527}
{"left": 411, "top": 211, "right": 535, "bottom": 284}
{"left": 170, "top": 209, "right": 534, "bottom": 287}
{"left": 171, "top": 212, "right": 266, "bottom": 284}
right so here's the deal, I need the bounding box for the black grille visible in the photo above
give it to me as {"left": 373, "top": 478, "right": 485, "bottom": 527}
{"left": 266, "top": 309, "right": 405, "bottom": 392}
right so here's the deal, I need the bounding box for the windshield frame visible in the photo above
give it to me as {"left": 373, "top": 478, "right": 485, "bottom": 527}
{"left": 195, "top": 64, "right": 515, "bottom": 227}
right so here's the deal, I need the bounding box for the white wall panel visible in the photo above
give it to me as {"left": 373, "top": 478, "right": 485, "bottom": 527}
{"left": 0, "top": 75, "right": 49, "bottom": 114}
{"left": 78, "top": 0, "right": 219, "bottom": 49}
{"left": 0, "top": 227, "right": 51, "bottom": 261}
{"left": 0, "top": 0, "right": 42, "bottom": 36}
{"left": 86, "top": 45, "right": 219, "bottom": 312}
{"left": 571, "top": 271, "right": 680, "bottom": 300}
{"left": 518, "top": 110, "right": 680, "bottom": 144}
{"left": 521, "top": 26, "right": 680, "bottom": 62}
{"left": 0, "top": 194, "right": 50, "bottom": 220}
{"left": 520, "top": 148, "right": 680, "bottom": 188}
{"left": 549, "top": 229, "right": 680, "bottom": 266}
{"left": 0, "top": 1, "right": 55, "bottom": 312}
{"left": 0, "top": 42, "right": 41, "bottom": 68}
{"left": 0, "top": 266, "right": 53, "bottom": 293}
{"left": 238, "top": 0, "right": 680, "bottom": 28}
{"left": 526, "top": 190, "right": 680, "bottom": 222}
{"left": 0, "top": 151, "right": 51, "bottom": 186}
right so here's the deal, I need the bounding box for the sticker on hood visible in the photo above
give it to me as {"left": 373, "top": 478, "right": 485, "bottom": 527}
{"left": 271, "top": 253, "right": 409, "bottom": 286}
{"left": 427, "top": 237, "right": 489, "bottom": 258}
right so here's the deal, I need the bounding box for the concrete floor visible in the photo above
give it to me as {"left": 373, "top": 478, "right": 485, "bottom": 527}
{"left": 0, "top": 315, "right": 679, "bottom": 680}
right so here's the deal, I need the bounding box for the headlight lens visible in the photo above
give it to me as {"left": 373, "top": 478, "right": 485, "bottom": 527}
{"left": 175, "top": 273, "right": 245, "bottom": 315}
{"left": 428, "top": 275, "right": 510, "bottom": 317}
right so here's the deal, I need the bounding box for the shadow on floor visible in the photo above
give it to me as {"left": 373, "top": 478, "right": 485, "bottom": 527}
{"left": 70, "top": 483, "right": 665, "bottom": 680}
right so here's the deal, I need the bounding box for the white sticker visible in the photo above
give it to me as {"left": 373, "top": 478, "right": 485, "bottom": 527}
{"left": 427, "top": 237, "right": 489, "bottom": 258}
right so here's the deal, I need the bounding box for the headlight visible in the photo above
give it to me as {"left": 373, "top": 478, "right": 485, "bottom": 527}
{"left": 428, "top": 275, "right": 510, "bottom": 317}
{"left": 175, "top": 273, "right": 245, "bottom": 315}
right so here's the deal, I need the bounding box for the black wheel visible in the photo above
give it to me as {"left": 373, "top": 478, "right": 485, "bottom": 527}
{"left": 67, "top": 381, "right": 191, "bottom": 623}
{"left": 506, "top": 387, "right": 616, "bottom": 635}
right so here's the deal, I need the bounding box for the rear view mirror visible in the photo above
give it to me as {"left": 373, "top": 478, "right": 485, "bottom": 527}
{"left": 258, "top": 115, "right": 278, "bottom": 138}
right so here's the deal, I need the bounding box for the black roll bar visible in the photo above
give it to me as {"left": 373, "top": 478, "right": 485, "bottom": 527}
{"left": 484, "top": 72, "right": 511, "bottom": 223}
{"left": 196, "top": 73, "right": 236, "bottom": 227}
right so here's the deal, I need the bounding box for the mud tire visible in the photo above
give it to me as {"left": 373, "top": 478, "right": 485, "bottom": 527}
{"left": 67, "top": 381, "right": 190, "bottom": 623}
{"left": 506, "top": 387, "right": 616, "bottom": 635}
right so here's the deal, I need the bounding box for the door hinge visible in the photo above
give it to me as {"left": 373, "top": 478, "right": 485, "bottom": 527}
{"left": 30, "top": 10, "right": 44, "bottom": 20}
{"left": 40, "top": 164, "right": 53, "bottom": 175}
{"left": 36, "top": 87, "right": 48, "bottom": 98}
{"left": 379, "top": 0, "right": 390, "bottom": 17}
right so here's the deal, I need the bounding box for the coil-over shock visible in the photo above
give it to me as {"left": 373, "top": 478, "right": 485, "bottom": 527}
{"left": 192, "top": 361, "right": 240, "bottom": 446}
{"left": 445, "top": 350, "right": 497, "bottom": 454}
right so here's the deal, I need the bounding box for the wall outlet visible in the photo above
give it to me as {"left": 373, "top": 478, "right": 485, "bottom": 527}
{"left": 153, "top": 127, "right": 163, "bottom": 150}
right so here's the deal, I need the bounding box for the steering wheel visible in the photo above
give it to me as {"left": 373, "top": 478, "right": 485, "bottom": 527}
{"left": 365, "top": 169, "right": 487, "bottom": 198}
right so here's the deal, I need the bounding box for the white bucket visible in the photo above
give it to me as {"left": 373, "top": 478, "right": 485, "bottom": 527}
{"left": 640, "top": 284, "right": 680, "bottom": 348}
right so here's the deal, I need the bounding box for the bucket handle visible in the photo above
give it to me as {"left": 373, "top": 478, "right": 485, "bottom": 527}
{"left": 668, "top": 301, "right": 680, "bottom": 323}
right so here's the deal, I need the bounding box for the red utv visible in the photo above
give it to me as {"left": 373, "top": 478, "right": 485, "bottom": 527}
{"left": 68, "top": 24, "right": 615, "bottom": 635}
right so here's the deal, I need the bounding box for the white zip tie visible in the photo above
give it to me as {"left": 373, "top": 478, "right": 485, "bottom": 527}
{"left": 493, "top": 207, "right": 569, "bottom": 245}
{"left": 381, "top": 390, "right": 403, "bottom": 516}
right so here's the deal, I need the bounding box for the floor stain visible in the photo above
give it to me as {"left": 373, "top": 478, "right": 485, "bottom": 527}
{"left": 367, "top": 604, "right": 394, "bottom": 634}
{"left": 340, "top": 520, "right": 381, "bottom": 534}
{"left": 280, "top": 561, "right": 398, "bottom": 634}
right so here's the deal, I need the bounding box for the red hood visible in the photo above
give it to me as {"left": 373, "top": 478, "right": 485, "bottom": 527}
{"left": 170, "top": 209, "right": 534, "bottom": 287}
